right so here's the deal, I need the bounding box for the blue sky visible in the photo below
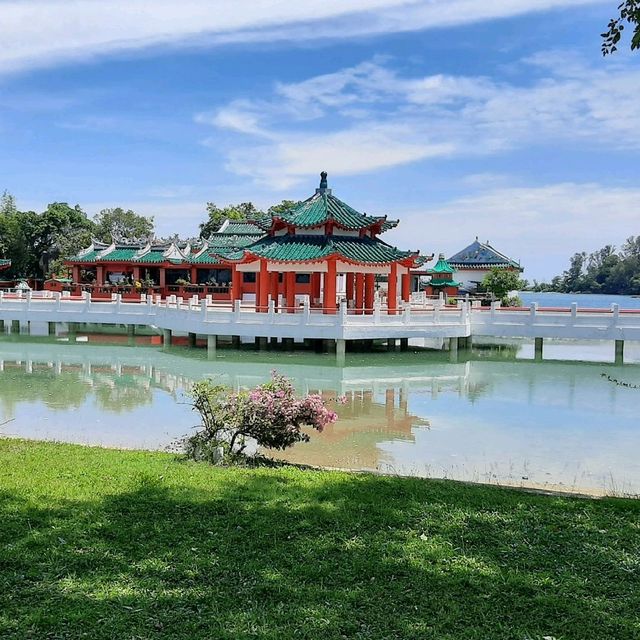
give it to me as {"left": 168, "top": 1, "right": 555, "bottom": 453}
{"left": 0, "top": 0, "right": 638, "bottom": 280}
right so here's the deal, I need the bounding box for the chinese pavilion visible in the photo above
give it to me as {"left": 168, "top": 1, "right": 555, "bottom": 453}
{"left": 64, "top": 173, "right": 424, "bottom": 314}
{"left": 0, "top": 259, "right": 10, "bottom": 272}
{"left": 424, "top": 254, "right": 460, "bottom": 297}
{"left": 448, "top": 238, "right": 522, "bottom": 292}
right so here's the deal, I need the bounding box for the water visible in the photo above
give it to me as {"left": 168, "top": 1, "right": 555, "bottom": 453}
{"left": 520, "top": 291, "right": 640, "bottom": 309}
{"left": 1, "top": 333, "right": 639, "bottom": 496}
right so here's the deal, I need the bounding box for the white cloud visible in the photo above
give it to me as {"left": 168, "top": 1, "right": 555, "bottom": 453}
{"left": 202, "top": 55, "right": 640, "bottom": 188}
{"left": 0, "top": 1, "right": 606, "bottom": 75}
{"left": 385, "top": 182, "right": 640, "bottom": 279}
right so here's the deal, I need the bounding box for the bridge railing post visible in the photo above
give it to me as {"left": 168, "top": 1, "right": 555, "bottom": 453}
{"left": 115, "top": 293, "right": 122, "bottom": 312}
{"left": 25, "top": 290, "right": 32, "bottom": 311}
{"left": 233, "top": 300, "right": 241, "bottom": 322}
{"left": 200, "top": 298, "right": 208, "bottom": 321}
{"left": 611, "top": 303, "right": 620, "bottom": 327}
{"left": 373, "top": 299, "right": 381, "bottom": 323}
{"left": 571, "top": 302, "right": 577, "bottom": 321}
{"left": 302, "top": 298, "right": 310, "bottom": 324}
{"left": 268, "top": 299, "right": 275, "bottom": 323}
{"left": 529, "top": 302, "right": 538, "bottom": 320}
{"left": 403, "top": 301, "right": 411, "bottom": 325}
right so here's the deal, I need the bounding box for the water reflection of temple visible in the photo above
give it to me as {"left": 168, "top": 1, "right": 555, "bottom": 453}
{"left": 2, "top": 338, "right": 636, "bottom": 458}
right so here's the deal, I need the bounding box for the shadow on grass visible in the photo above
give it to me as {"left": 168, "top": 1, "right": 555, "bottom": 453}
{"left": 1, "top": 467, "right": 639, "bottom": 640}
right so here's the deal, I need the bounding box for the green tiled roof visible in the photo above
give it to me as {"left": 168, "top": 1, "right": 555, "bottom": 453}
{"left": 100, "top": 248, "right": 140, "bottom": 262}
{"left": 429, "top": 279, "right": 460, "bottom": 287}
{"left": 190, "top": 251, "right": 225, "bottom": 265}
{"left": 231, "top": 235, "right": 416, "bottom": 265}
{"left": 135, "top": 250, "right": 167, "bottom": 264}
{"left": 220, "top": 221, "right": 265, "bottom": 235}
{"left": 428, "top": 254, "right": 455, "bottom": 275}
{"left": 207, "top": 233, "right": 263, "bottom": 250}
{"left": 0, "top": 259, "right": 11, "bottom": 269}
{"left": 272, "top": 192, "right": 396, "bottom": 232}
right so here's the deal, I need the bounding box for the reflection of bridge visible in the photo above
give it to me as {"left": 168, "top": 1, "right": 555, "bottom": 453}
{"left": 1, "top": 292, "right": 640, "bottom": 363}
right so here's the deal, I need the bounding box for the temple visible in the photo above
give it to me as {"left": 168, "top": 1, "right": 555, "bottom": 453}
{"left": 62, "top": 173, "right": 426, "bottom": 314}
{"left": 448, "top": 238, "right": 522, "bottom": 292}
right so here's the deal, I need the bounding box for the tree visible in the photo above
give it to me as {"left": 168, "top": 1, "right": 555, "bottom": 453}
{"left": 186, "top": 373, "right": 339, "bottom": 463}
{"left": 199, "top": 202, "right": 262, "bottom": 238}
{"left": 480, "top": 268, "right": 525, "bottom": 305}
{"left": 268, "top": 199, "right": 301, "bottom": 215}
{"left": 93, "top": 208, "right": 154, "bottom": 243}
{"left": 602, "top": 1, "right": 640, "bottom": 54}
{"left": 0, "top": 199, "right": 93, "bottom": 279}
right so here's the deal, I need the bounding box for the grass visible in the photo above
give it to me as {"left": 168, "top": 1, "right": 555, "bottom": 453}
{"left": 0, "top": 440, "right": 639, "bottom": 640}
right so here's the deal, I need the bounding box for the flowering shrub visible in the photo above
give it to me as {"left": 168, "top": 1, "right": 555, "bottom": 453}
{"left": 186, "top": 372, "right": 338, "bottom": 463}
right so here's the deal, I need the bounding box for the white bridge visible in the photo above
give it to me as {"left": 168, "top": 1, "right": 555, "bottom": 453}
{"left": 0, "top": 291, "right": 639, "bottom": 362}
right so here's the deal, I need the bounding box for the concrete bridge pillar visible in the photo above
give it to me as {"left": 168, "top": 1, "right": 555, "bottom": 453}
{"left": 534, "top": 337, "right": 544, "bottom": 361}
{"left": 188, "top": 332, "right": 197, "bottom": 347}
{"left": 48, "top": 322, "right": 56, "bottom": 336}
{"left": 387, "top": 338, "right": 397, "bottom": 351}
{"left": 162, "top": 329, "right": 172, "bottom": 349}
{"left": 336, "top": 339, "right": 346, "bottom": 366}
{"left": 615, "top": 340, "right": 625, "bottom": 365}
{"left": 207, "top": 335, "right": 217, "bottom": 360}
{"left": 399, "top": 338, "right": 409, "bottom": 352}
{"left": 231, "top": 335, "right": 241, "bottom": 349}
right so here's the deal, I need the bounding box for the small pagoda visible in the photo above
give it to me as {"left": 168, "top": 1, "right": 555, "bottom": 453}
{"left": 212, "top": 172, "right": 422, "bottom": 314}
{"left": 0, "top": 259, "right": 10, "bottom": 272}
{"left": 424, "top": 254, "right": 460, "bottom": 297}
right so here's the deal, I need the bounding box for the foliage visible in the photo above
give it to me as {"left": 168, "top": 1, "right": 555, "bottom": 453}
{"left": 0, "top": 196, "right": 94, "bottom": 279}
{"left": 1, "top": 439, "right": 639, "bottom": 639}
{"left": 187, "top": 372, "right": 338, "bottom": 462}
{"left": 479, "top": 268, "right": 525, "bottom": 305}
{"left": 93, "top": 207, "right": 154, "bottom": 243}
{"left": 501, "top": 295, "right": 523, "bottom": 308}
{"left": 199, "top": 202, "right": 262, "bottom": 238}
{"left": 533, "top": 236, "right": 640, "bottom": 295}
{"left": 268, "top": 199, "right": 301, "bottom": 215}
{"left": 199, "top": 199, "right": 302, "bottom": 238}
{"left": 602, "top": 1, "right": 640, "bottom": 54}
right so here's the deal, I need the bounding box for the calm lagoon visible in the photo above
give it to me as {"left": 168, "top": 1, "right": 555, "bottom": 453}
{"left": 1, "top": 329, "right": 639, "bottom": 496}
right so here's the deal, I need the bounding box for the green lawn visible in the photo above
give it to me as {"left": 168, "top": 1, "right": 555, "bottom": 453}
{"left": 0, "top": 440, "right": 638, "bottom": 640}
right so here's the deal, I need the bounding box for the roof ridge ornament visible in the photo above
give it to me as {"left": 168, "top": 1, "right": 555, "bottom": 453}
{"left": 315, "top": 170, "right": 331, "bottom": 195}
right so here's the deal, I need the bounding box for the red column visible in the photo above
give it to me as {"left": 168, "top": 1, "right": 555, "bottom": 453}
{"left": 346, "top": 273, "right": 354, "bottom": 306}
{"left": 286, "top": 272, "right": 296, "bottom": 313}
{"left": 159, "top": 268, "right": 166, "bottom": 289}
{"left": 190, "top": 266, "right": 198, "bottom": 285}
{"left": 232, "top": 267, "right": 242, "bottom": 301}
{"left": 355, "top": 273, "right": 365, "bottom": 315}
{"left": 270, "top": 271, "right": 279, "bottom": 308}
{"left": 132, "top": 267, "right": 141, "bottom": 282}
{"left": 401, "top": 272, "right": 411, "bottom": 302}
{"left": 388, "top": 263, "right": 398, "bottom": 315}
{"left": 311, "top": 272, "right": 321, "bottom": 304}
{"left": 364, "top": 273, "right": 375, "bottom": 314}
{"left": 72, "top": 265, "right": 80, "bottom": 283}
{"left": 323, "top": 260, "right": 337, "bottom": 314}
{"left": 258, "top": 261, "right": 269, "bottom": 312}
{"left": 97, "top": 265, "right": 105, "bottom": 284}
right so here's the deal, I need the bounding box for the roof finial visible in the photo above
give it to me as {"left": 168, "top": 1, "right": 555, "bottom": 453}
{"left": 316, "top": 171, "right": 331, "bottom": 195}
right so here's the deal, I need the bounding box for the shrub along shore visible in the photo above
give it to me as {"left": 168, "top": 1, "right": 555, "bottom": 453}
{"left": 1, "top": 439, "right": 638, "bottom": 640}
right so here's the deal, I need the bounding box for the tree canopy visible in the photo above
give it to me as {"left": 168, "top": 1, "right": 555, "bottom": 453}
{"left": 93, "top": 208, "right": 154, "bottom": 244}
{"left": 480, "top": 268, "right": 525, "bottom": 305}
{"left": 199, "top": 200, "right": 302, "bottom": 238}
{"left": 0, "top": 195, "right": 94, "bottom": 279}
{"left": 529, "top": 236, "right": 640, "bottom": 295}
{"left": 602, "top": 1, "right": 640, "bottom": 54}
